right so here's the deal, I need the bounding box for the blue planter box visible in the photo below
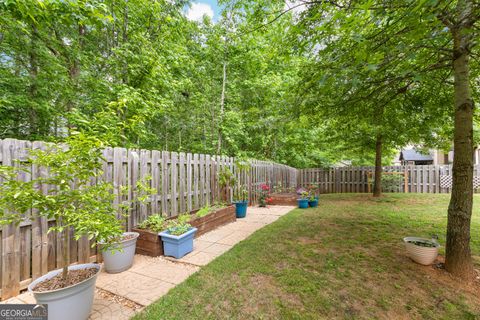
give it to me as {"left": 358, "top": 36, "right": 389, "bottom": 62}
{"left": 233, "top": 201, "right": 248, "bottom": 218}
{"left": 297, "top": 199, "right": 309, "bottom": 209}
{"left": 308, "top": 199, "right": 319, "bottom": 207}
{"left": 159, "top": 227, "right": 197, "bottom": 259}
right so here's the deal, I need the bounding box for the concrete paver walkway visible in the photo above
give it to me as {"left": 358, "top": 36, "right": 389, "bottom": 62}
{"left": 1, "top": 205, "right": 294, "bottom": 319}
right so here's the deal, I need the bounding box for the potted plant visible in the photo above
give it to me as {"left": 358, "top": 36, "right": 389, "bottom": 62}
{"left": 308, "top": 194, "right": 319, "bottom": 208}
{"left": 297, "top": 190, "right": 309, "bottom": 209}
{"left": 133, "top": 214, "right": 167, "bottom": 256}
{"left": 101, "top": 176, "right": 155, "bottom": 273}
{"left": 403, "top": 236, "right": 440, "bottom": 265}
{"left": 307, "top": 185, "right": 319, "bottom": 207}
{"left": 159, "top": 213, "right": 197, "bottom": 259}
{"left": 0, "top": 134, "right": 123, "bottom": 320}
{"left": 233, "top": 187, "right": 249, "bottom": 218}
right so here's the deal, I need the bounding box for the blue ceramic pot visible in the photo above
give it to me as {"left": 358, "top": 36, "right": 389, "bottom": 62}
{"left": 297, "top": 199, "right": 309, "bottom": 209}
{"left": 159, "top": 227, "right": 197, "bottom": 259}
{"left": 233, "top": 201, "right": 248, "bottom": 218}
{"left": 308, "top": 199, "right": 319, "bottom": 207}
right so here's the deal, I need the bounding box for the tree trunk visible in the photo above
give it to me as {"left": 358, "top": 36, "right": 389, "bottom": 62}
{"left": 445, "top": 0, "right": 475, "bottom": 280}
{"left": 373, "top": 134, "right": 382, "bottom": 197}
{"left": 217, "top": 60, "right": 227, "bottom": 154}
{"left": 28, "top": 24, "right": 39, "bottom": 137}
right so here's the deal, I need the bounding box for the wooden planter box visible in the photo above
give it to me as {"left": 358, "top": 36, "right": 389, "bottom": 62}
{"left": 189, "top": 205, "right": 236, "bottom": 237}
{"left": 132, "top": 227, "right": 163, "bottom": 257}
{"left": 133, "top": 205, "right": 236, "bottom": 256}
{"left": 269, "top": 193, "right": 298, "bottom": 206}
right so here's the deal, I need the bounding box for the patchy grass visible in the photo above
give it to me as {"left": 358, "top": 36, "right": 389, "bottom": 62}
{"left": 134, "top": 194, "right": 480, "bottom": 320}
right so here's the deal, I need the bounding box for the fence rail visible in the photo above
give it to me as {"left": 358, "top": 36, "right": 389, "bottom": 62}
{"left": 0, "top": 138, "right": 297, "bottom": 300}
{"left": 298, "top": 165, "right": 480, "bottom": 194}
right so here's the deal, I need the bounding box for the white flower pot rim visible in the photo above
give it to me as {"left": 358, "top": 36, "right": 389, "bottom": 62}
{"left": 403, "top": 236, "right": 440, "bottom": 248}
{"left": 98, "top": 231, "right": 139, "bottom": 245}
{"left": 28, "top": 263, "right": 100, "bottom": 294}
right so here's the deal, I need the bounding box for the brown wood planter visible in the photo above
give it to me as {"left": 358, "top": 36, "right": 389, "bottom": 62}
{"left": 269, "top": 193, "right": 298, "bottom": 206}
{"left": 133, "top": 205, "right": 236, "bottom": 256}
{"left": 189, "top": 205, "right": 236, "bottom": 237}
{"left": 132, "top": 227, "right": 163, "bottom": 257}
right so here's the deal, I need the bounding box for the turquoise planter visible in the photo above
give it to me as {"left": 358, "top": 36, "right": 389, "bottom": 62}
{"left": 297, "top": 199, "right": 309, "bottom": 209}
{"left": 234, "top": 201, "right": 248, "bottom": 218}
{"left": 308, "top": 199, "right": 319, "bottom": 207}
{"left": 159, "top": 227, "right": 197, "bottom": 259}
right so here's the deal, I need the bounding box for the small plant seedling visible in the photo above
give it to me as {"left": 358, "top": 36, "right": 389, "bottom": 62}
{"left": 166, "top": 213, "right": 192, "bottom": 236}
{"left": 138, "top": 214, "right": 166, "bottom": 233}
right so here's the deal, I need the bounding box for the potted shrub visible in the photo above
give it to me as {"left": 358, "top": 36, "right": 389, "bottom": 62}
{"left": 133, "top": 214, "right": 167, "bottom": 256}
{"left": 101, "top": 176, "right": 154, "bottom": 272}
{"left": 308, "top": 194, "right": 319, "bottom": 208}
{"left": 307, "top": 185, "right": 319, "bottom": 207}
{"left": 0, "top": 134, "right": 123, "bottom": 320}
{"left": 159, "top": 213, "right": 197, "bottom": 259}
{"left": 297, "top": 190, "right": 309, "bottom": 209}
{"left": 233, "top": 187, "right": 249, "bottom": 218}
{"left": 258, "top": 184, "right": 273, "bottom": 207}
{"left": 403, "top": 236, "right": 440, "bottom": 265}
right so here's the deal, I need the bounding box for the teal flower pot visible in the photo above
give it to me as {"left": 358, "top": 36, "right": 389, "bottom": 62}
{"left": 297, "top": 199, "right": 309, "bottom": 209}
{"left": 233, "top": 201, "right": 248, "bottom": 218}
{"left": 308, "top": 199, "right": 319, "bottom": 207}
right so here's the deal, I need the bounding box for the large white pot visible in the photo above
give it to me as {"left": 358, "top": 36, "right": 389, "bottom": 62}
{"left": 403, "top": 237, "right": 439, "bottom": 265}
{"left": 28, "top": 263, "right": 100, "bottom": 320}
{"left": 101, "top": 232, "right": 139, "bottom": 273}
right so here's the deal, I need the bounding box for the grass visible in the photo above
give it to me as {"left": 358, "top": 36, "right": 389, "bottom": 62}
{"left": 133, "top": 194, "right": 480, "bottom": 319}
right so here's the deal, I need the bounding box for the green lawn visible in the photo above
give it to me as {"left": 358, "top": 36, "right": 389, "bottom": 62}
{"left": 134, "top": 194, "right": 480, "bottom": 320}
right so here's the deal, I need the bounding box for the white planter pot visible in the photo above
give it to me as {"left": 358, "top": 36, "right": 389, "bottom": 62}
{"left": 28, "top": 263, "right": 100, "bottom": 320}
{"left": 101, "top": 232, "right": 139, "bottom": 273}
{"left": 403, "top": 237, "right": 439, "bottom": 265}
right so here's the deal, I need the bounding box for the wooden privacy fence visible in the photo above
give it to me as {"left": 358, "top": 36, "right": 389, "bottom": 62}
{"left": 0, "top": 138, "right": 297, "bottom": 300}
{"left": 298, "top": 165, "right": 480, "bottom": 194}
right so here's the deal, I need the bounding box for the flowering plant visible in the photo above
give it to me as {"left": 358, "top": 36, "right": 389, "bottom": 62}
{"left": 307, "top": 183, "right": 319, "bottom": 200}
{"left": 296, "top": 187, "right": 307, "bottom": 195}
{"left": 258, "top": 184, "right": 272, "bottom": 207}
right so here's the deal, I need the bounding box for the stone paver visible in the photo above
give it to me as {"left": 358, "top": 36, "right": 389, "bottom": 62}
{"left": 177, "top": 205, "right": 294, "bottom": 266}
{"left": 1, "top": 205, "right": 295, "bottom": 320}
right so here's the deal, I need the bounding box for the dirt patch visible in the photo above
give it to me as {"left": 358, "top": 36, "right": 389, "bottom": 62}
{"left": 33, "top": 267, "right": 98, "bottom": 292}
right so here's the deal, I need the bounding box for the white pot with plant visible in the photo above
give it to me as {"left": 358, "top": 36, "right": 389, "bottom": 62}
{"left": 403, "top": 236, "right": 440, "bottom": 265}
{"left": 100, "top": 176, "right": 154, "bottom": 273}
{"left": 0, "top": 134, "right": 124, "bottom": 320}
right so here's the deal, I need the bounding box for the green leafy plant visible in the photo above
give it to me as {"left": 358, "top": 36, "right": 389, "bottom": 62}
{"left": 381, "top": 174, "right": 404, "bottom": 193}
{"left": 235, "top": 187, "right": 249, "bottom": 202}
{"left": 166, "top": 213, "right": 192, "bottom": 236}
{"left": 300, "top": 191, "right": 309, "bottom": 200}
{"left": 137, "top": 214, "right": 166, "bottom": 233}
{"left": 218, "top": 167, "right": 236, "bottom": 188}
{"left": 0, "top": 133, "right": 123, "bottom": 281}
{"left": 196, "top": 205, "right": 211, "bottom": 218}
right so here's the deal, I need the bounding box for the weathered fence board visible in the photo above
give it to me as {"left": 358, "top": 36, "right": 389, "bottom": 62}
{"left": 298, "top": 165, "right": 480, "bottom": 194}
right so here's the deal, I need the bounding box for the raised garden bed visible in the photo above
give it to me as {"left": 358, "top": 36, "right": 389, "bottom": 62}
{"left": 269, "top": 193, "right": 298, "bottom": 206}
{"left": 134, "top": 205, "right": 236, "bottom": 256}
{"left": 189, "top": 205, "right": 236, "bottom": 237}
{"left": 133, "top": 227, "right": 164, "bottom": 257}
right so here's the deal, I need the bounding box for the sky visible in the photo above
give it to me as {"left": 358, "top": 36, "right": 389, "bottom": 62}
{"left": 186, "top": 1, "right": 222, "bottom": 22}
